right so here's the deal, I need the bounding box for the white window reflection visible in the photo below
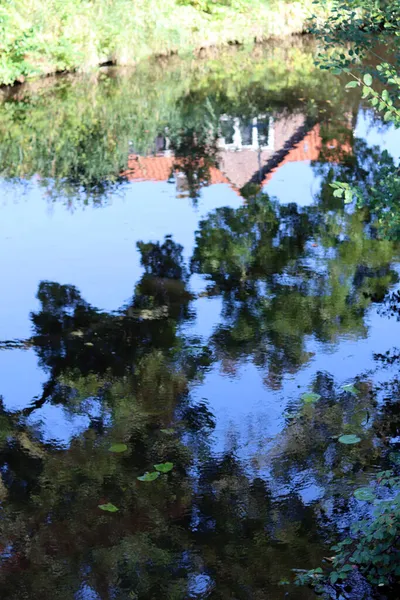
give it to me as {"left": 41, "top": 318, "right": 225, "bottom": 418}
{"left": 219, "top": 115, "right": 274, "bottom": 150}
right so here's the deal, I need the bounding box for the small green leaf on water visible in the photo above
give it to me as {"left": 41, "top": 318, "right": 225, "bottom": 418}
{"left": 109, "top": 443, "right": 128, "bottom": 453}
{"left": 154, "top": 462, "right": 174, "bottom": 473}
{"left": 363, "top": 73, "right": 373, "bottom": 86}
{"left": 342, "top": 384, "right": 358, "bottom": 395}
{"left": 301, "top": 392, "right": 321, "bottom": 404}
{"left": 354, "top": 487, "right": 375, "bottom": 502}
{"left": 338, "top": 434, "right": 361, "bottom": 445}
{"left": 98, "top": 503, "right": 119, "bottom": 512}
{"left": 137, "top": 471, "right": 160, "bottom": 482}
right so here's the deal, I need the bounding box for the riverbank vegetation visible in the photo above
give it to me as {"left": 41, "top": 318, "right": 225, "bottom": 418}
{"left": 0, "top": 0, "right": 323, "bottom": 86}
{"left": 0, "top": 40, "right": 347, "bottom": 200}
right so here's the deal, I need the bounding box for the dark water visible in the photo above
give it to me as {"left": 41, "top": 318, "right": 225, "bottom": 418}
{"left": 0, "top": 39, "right": 400, "bottom": 599}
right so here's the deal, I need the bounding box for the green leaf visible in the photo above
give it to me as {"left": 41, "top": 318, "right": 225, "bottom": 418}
{"left": 341, "top": 564, "right": 353, "bottom": 572}
{"left": 137, "top": 471, "right": 160, "bottom": 482}
{"left": 98, "top": 502, "right": 119, "bottom": 512}
{"left": 342, "top": 384, "right": 358, "bottom": 395}
{"left": 154, "top": 462, "right": 174, "bottom": 473}
{"left": 333, "top": 188, "right": 344, "bottom": 198}
{"left": 354, "top": 487, "right": 375, "bottom": 502}
{"left": 109, "top": 443, "right": 128, "bottom": 453}
{"left": 301, "top": 392, "right": 321, "bottom": 404}
{"left": 330, "top": 572, "right": 339, "bottom": 584}
{"left": 344, "top": 189, "right": 353, "bottom": 204}
{"left": 363, "top": 73, "right": 373, "bottom": 86}
{"left": 384, "top": 111, "right": 392, "bottom": 122}
{"left": 345, "top": 80, "right": 359, "bottom": 88}
{"left": 389, "top": 452, "right": 400, "bottom": 465}
{"left": 362, "top": 86, "right": 370, "bottom": 98}
{"left": 338, "top": 434, "right": 361, "bottom": 445}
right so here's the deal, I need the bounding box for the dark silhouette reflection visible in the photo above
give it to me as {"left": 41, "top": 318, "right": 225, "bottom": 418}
{"left": 25, "top": 237, "right": 197, "bottom": 417}
{"left": 192, "top": 187, "right": 399, "bottom": 388}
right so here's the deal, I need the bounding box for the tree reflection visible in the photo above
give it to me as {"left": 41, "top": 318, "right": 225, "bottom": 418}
{"left": 192, "top": 187, "right": 398, "bottom": 387}
{"left": 0, "top": 186, "right": 399, "bottom": 597}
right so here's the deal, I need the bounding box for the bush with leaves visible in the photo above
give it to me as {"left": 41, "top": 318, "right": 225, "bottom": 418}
{"left": 296, "top": 466, "right": 400, "bottom": 596}
{"left": 311, "top": 0, "right": 400, "bottom": 240}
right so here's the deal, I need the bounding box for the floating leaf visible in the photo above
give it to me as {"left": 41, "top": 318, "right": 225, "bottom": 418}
{"left": 354, "top": 487, "right": 375, "bottom": 502}
{"left": 98, "top": 503, "right": 119, "bottom": 512}
{"left": 338, "top": 434, "right": 361, "bottom": 445}
{"left": 109, "top": 443, "right": 128, "bottom": 453}
{"left": 342, "top": 384, "right": 358, "bottom": 395}
{"left": 137, "top": 471, "right": 160, "bottom": 482}
{"left": 154, "top": 462, "right": 174, "bottom": 473}
{"left": 301, "top": 392, "right": 321, "bottom": 404}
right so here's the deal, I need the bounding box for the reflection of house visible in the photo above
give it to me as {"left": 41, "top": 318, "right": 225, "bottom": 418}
{"left": 122, "top": 113, "right": 352, "bottom": 196}
{"left": 218, "top": 115, "right": 274, "bottom": 150}
{"left": 122, "top": 155, "right": 231, "bottom": 186}
{"left": 219, "top": 113, "right": 305, "bottom": 189}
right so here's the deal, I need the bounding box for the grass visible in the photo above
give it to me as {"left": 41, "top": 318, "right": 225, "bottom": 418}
{"left": 0, "top": 0, "right": 331, "bottom": 86}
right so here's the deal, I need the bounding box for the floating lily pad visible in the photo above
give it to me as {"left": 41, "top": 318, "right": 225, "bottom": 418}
{"left": 154, "top": 462, "right": 174, "bottom": 473}
{"left": 338, "top": 434, "right": 361, "bottom": 445}
{"left": 354, "top": 487, "right": 375, "bottom": 502}
{"left": 98, "top": 503, "right": 119, "bottom": 512}
{"left": 301, "top": 392, "right": 321, "bottom": 404}
{"left": 342, "top": 384, "right": 358, "bottom": 395}
{"left": 109, "top": 443, "right": 128, "bottom": 453}
{"left": 137, "top": 471, "right": 160, "bottom": 482}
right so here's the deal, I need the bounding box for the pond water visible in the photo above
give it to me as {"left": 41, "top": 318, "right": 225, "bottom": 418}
{"left": 0, "top": 38, "right": 400, "bottom": 599}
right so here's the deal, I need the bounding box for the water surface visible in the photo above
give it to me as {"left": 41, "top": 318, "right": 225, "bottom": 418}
{"left": 0, "top": 39, "right": 400, "bottom": 599}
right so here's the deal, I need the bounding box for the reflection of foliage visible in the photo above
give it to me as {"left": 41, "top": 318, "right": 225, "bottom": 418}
{"left": 170, "top": 128, "right": 220, "bottom": 202}
{"left": 0, "top": 40, "right": 346, "bottom": 201}
{"left": 0, "top": 227, "right": 400, "bottom": 596}
{"left": 0, "top": 237, "right": 210, "bottom": 598}
{"left": 290, "top": 300, "right": 400, "bottom": 597}
{"left": 311, "top": 0, "right": 400, "bottom": 241}
{"left": 192, "top": 189, "right": 398, "bottom": 387}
